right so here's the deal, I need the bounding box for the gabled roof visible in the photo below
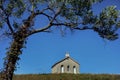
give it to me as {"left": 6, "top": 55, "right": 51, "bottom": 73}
{"left": 51, "top": 56, "right": 80, "bottom": 68}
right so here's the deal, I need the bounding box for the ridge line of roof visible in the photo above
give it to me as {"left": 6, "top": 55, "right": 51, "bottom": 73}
{"left": 51, "top": 57, "right": 80, "bottom": 68}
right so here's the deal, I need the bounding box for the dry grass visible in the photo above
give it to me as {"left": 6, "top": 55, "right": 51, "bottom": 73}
{"left": 0, "top": 73, "right": 120, "bottom": 80}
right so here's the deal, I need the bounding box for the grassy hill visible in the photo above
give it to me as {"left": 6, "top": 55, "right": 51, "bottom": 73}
{"left": 13, "top": 74, "right": 120, "bottom": 80}
{"left": 1, "top": 74, "right": 120, "bottom": 80}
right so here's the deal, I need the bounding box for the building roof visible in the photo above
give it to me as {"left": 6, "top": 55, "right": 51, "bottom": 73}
{"left": 51, "top": 54, "right": 80, "bottom": 68}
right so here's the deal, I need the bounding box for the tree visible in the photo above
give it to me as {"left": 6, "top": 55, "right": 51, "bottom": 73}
{"left": 0, "top": 0, "right": 120, "bottom": 80}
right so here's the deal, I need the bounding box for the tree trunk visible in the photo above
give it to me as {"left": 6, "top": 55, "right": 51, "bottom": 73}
{"left": 1, "top": 28, "right": 27, "bottom": 80}
{"left": 1, "top": 12, "right": 36, "bottom": 80}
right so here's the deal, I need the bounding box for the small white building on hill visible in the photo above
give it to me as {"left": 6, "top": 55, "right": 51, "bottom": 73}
{"left": 51, "top": 53, "right": 80, "bottom": 74}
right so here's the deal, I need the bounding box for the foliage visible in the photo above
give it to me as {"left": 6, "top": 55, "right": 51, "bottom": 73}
{"left": 94, "top": 6, "right": 120, "bottom": 40}
{"left": 0, "top": 0, "right": 119, "bottom": 40}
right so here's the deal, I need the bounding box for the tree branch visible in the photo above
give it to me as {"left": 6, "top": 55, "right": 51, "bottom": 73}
{"left": 41, "top": 12, "right": 53, "bottom": 21}
{"left": 27, "top": 6, "right": 62, "bottom": 36}
{"left": 51, "top": 23, "right": 94, "bottom": 30}
{"left": 51, "top": 23, "right": 74, "bottom": 27}
{"left": 28, "top": 24, "right": 52, "bottom": 36}
{"left": 6, "top": 17, "right": 14, "bottom": 34}
{"left": 22, "top": 7, "right": 52, "bottom": 28}
{"left": 0, "top": 3, "right": 14, "bottom": 34}
{"left": 74, "top": 27, "right": 93, "bottom": 30}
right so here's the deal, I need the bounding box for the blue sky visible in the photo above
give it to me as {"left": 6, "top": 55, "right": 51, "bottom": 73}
{"left": 0, "top": 0, "right": 120, "bottom": 74}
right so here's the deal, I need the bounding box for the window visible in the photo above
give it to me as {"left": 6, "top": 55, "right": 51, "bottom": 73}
{"left": 67, "top": 65, "right": 70, "bottom": 71}
{"left": 73, "top": 66, "right": 77, "bottom": 74}
{"left": 61, "top": 65, "right": 64, "bottom": 73}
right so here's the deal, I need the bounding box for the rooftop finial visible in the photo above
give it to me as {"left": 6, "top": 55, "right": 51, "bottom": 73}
{"left": 65, "top": 52, "right": 70, "bottom": 58}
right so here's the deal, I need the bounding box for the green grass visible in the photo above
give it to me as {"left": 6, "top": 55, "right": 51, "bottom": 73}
{"left": 1, "top": 74, "right": 120, "bottom": 80}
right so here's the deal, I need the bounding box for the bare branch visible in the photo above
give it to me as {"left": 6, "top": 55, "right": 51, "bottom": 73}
{"left": 25, "top": 9, "right": 93, "bottom": 37}
{"left": 0, "top": 3, "right": 14, "bottom": 34}
{"left": 6, "top": 17, "right": 14, "bottom": 34}
{"left": 41, "top": 12, "right": 53, "bottom": 21}
{"left": 22, "top": 7, "right": 52, "bottom": 28}
{"left": 27, "top": 6, "right": 62, "bottom": 36}
{"left": 51, "top": 23, "right": 74, "bottom": 27}
{"left": 74, "top": 27, "right": 93, "bottom": 30}
{"left": 28, "top": 24, "right": 52, "bottom": 36}
{"left": 52, "top": 23, "right": 94, "bottom": 31}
